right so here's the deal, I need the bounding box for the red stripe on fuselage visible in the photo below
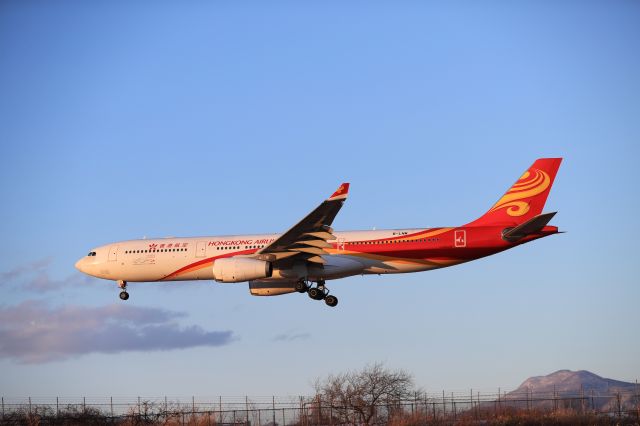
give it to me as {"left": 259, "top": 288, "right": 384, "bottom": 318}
{"left": 160, "top": 248, "right": 258, "bottom": 280}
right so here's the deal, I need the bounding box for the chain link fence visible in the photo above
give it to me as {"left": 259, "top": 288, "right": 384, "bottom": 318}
{"left": 1, "top": 389, "right": 639, "bottom": 425}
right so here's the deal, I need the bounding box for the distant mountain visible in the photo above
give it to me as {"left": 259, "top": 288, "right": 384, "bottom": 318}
{"left": 503, "top": 370, "right": 639, "bottom": 412}
{"left": 514, "top": 369, "right": 636, "bottom": 395}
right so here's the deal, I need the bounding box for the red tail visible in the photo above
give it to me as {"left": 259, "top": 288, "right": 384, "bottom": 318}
{"left": 466, "top": 158, "right": 563, "bottom": 227}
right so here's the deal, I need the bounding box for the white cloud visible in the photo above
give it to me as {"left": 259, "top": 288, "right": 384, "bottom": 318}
{"left": 272, "top": 331, "right": 311, "bottom": 342}
{"left": 1, "top": 257, "right": 53, "bottom": 281}
{"left": 0, "top": 300, "right": 235, "bottom": 363}
{"left": 1, "top": 258, "right": 101, "bottom": 292}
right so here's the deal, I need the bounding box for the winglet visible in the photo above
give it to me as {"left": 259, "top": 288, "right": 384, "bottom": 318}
{"left": 328, "top": 183, "right": 350, "bottom": 201}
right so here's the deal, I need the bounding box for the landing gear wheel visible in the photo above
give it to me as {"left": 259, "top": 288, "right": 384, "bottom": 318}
{"left": 117, "top": 280, "right": 128, "bottom": 300}
{"left": 325, "top": 295, "right": 338, "bottom": 307}
{"left": 308, "top": 287, "right": 323, "bottom": 300}
{"left": 295, "top": 280, "right": 309, "bottom": 293}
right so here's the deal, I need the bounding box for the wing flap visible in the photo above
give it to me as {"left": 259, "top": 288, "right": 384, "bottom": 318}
{"left": 293, "top": 239, "right": 333, "bottom": 249}
{"left": 304, "top": 231, "right": 336, "bottom": 240}
{"left": 250, "top": 183, "right": 349, "bottom": 266}
{"left": 288, "top": 247, "right": 328, "bottom": 256}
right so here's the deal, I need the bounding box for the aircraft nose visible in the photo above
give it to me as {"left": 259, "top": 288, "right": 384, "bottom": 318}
{"left": 75, "top": 258, "right": 85, "bottom": 272}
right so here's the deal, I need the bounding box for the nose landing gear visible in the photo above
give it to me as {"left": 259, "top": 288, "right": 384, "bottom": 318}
{"left": 117, "top": 280, "right": 129, "bottom": 301}
{"left": 298, "top": 279, "right": 339, "bottom": 307}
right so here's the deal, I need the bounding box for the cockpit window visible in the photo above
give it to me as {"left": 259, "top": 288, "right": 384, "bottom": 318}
{"left": 87, "top": 251, "right": 96, "bottom": 257}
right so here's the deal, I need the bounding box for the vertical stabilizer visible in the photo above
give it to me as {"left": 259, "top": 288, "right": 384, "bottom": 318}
{"left": 466, "top": 158, "right": 562, "bottom": 227}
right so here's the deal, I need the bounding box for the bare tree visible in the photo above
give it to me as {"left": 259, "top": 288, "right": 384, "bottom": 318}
{"left": 314, "top": 362, "right": 416, "bottom": 425}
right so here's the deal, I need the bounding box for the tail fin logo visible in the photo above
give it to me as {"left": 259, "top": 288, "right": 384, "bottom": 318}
{"left": 488, "top": 168, "right": 551, "bottom": 217}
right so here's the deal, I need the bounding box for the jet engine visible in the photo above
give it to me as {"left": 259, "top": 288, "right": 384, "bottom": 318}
{"left": 213, "top": 258, "right": 272, "bottom": 283}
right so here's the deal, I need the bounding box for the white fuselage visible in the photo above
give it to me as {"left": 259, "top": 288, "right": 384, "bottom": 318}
{"left": 75, "top": 228, "right": 456, "bottom": 284}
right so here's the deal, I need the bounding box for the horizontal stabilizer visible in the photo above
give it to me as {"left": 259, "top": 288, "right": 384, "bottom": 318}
{"left": 502, "top": 212, "right": 557, "bottom": 242}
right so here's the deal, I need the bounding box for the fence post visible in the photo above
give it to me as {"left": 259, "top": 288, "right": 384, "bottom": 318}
{"left": 330, "top": 396, "right": 334, "bottom": 426}
{"left": 442, "top": 390, "right": 446, "bottom": 418}
{"left": 83, "top": 396, "right": 86, "bottom": 414}
{"left": 282, "top": 407, "right": 286, "bottom": 426}
{"left": 470, "top": 389, "right": 474, "bottom": 420}
{"left": 636, "top": 379, "right": 640, "bottom": 420}
{"left": 617, "top": 392, "right": 622, "bottom": 418}
{"left": 452, "top": 392, "right": 456, "bottom": 421}
{"left": 424, "top": 392, "right": 428, "bottom": 424}
{"left": 299, "top": 396, "right": 304, "bottom": 426}
{"left": 219, "top": 396, "right": 222, "bottom": 425}
{"left": 138, "top": 396, "right": 141, "bottom": 416}
{"left": 29, "top": 396, "right": 32, "bottom": 415}
{"left": 272, "top": 395, "right": 276, "bottom": 426}
{"left": 192, "top": 395, "right": 195, "bottom": 418}
{"left": 56, "top": 396, "right": 59, "bottom": 417}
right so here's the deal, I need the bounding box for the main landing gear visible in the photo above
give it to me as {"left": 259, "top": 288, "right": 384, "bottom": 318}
{"left": 296, "top": 279, "right": 338, "bottom": 307}
{"left": 117, "top": 280, "right": 129, "bottom": 301}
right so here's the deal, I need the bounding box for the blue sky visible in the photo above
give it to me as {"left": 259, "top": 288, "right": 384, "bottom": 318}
{"left": 1, "top": 1, "right": 638, "bottom": 398}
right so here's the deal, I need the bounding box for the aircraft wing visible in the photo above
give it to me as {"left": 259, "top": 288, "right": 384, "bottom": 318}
{"left": 252, "top": 183, "right": 349, "bottom": 265}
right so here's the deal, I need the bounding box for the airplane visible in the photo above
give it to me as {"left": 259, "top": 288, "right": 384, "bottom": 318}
{"left": 75, "top": 158, "right": 563, "bottom": 307}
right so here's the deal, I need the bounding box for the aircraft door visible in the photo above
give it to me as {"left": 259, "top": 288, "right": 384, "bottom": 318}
{"left": 108, "top": 246, "right": 118, "bottom": 261}
{"left": 196, "top": 241, "right": 207, "bottom": 258}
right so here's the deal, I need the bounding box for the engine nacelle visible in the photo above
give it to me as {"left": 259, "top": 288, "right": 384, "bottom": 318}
{"left": 213, "top": 258, "right": 272, "bottom": 283}
{"left": 249, "top": 281, "right": 297, "bottom": 296}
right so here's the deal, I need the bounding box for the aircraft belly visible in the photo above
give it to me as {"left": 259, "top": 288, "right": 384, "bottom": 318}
{"left": 307, "top": 255, "right": 365, "bottom": 280}
{"left": 356, "top": 256, "right": 452, "bottom": 274}
{"left": 365, "top": 262, "right": 437, "bottom": 274}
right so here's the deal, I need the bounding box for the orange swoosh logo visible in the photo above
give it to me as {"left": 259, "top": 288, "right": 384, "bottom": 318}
{"left": 489, "top": 168, "right": 550, "bottom": 217}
